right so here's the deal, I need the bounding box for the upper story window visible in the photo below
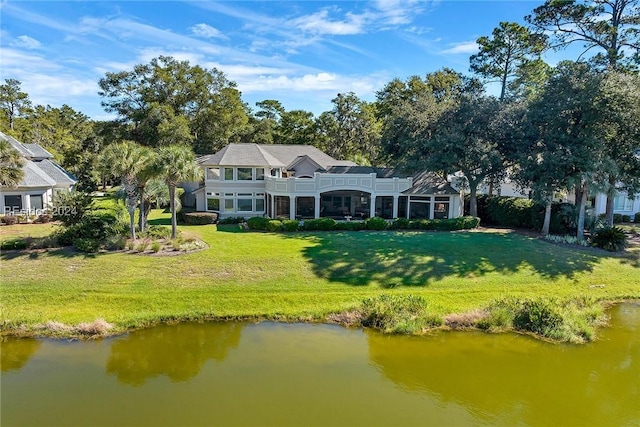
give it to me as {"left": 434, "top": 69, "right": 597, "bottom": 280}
{"left": 237, "top": 167, "right": 253, "bottom": 180}
{"left": 256, "top": 168, "right": 265, "bottom": 180}
{"left": 206, "top": 168, "right": 220, "bottom": 180}
{"left": 224, "top": 168, "right": 234, "bottom": 181}
{"left": 614, "top": 195, "right": 632, "bottom": 211}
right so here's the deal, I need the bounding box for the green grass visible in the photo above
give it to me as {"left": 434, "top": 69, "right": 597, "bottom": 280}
{"left": 1, "top": 209, "right": 638, "bottom": 339}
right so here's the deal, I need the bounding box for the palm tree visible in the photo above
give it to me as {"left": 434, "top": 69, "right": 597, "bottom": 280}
{"left": 0, "top": 139, "right": 25, "bottom": 187}
{"left": 136, "top": 151, "right": 161, "bottom": 232}
{"left": 156, "top": 145, "right": 203, "bottom": 239}
{"left": 99, "top": 141, "right": 151, "bottom": 240}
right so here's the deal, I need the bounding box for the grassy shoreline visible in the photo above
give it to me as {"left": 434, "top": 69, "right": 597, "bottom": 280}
{"left": 1, "top": 211, "right": 639, "bottom": 342}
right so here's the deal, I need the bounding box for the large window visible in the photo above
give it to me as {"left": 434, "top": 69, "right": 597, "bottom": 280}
{"left": 30, "top": 194, "right": 44, "bottom": 210}
{"left": 237, "top": 167, "right": 253, "bottom": 180}
{"left": 237, "top": 198, "right": 253, "bottom": 212}
{"left": 4, "top": 195, "right": 22, "bottom": 212}
{"left": 224, "top": 199, "right": 234, "bottom": 212}
{"left": 409, "top": 196, "right": 431, "bottom": 219}
{"left": 614, "top": 195, "right": 633, "bottom": 211}
{"left": 256, "top": 168, "right": 265, "bottom": 181}
{"left": 206, "top": 168, "right": 220, "bottom": 180}
{"left": 207, "top": 198, "right": 220, "bottom": 211}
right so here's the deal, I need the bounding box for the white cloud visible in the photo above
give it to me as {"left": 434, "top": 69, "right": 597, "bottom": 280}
{"left": 190, "top": 23, "right": 227, "bottom": 40}
{"left": 10, "top": 35, "right": 41, "bottom": 49}
{"left": 440, "top": 41, "right": 479, "bottom": 55}
{"left": 288, "top": 9, "right": 366, "bottom": 35}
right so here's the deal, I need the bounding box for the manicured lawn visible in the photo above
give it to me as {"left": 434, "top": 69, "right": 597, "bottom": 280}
{"left": 1, "top": 210, "right": 638, "bottom": 336}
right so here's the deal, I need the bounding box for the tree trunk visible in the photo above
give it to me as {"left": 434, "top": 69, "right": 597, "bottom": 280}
{"left": 169, "top": 184, "right": 177, "bottom": 239}
{"left": 138, "top": 185, "right": 146, "bottom": 232}
{"left": 128, "top": 206, "right": 136, "bottom": 241}
{"left": 469, "top": 185, "right": 478, "bottom": 218}
{"left": 605, "top": 177, "right": 616, "bottom": 226}
{"left": 576, "top": 183, "right": 587, "bottom": 241}
{"left": 541, "top": 196, "right": 552, "bottom": 236}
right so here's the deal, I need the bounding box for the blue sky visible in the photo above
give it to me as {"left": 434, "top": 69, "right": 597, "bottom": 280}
{"left": 1, "top": 1, "right": 566, "bottom": 120}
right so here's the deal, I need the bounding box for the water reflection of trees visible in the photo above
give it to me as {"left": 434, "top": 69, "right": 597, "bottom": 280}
{"left": 367, "top": 304, "right": 639, "bottom": 426}
{"left": 106, "top": 322, "right": 244, "bottom": 386}
{"left": 1, "top": 338, "right": 41, "bottom": 372}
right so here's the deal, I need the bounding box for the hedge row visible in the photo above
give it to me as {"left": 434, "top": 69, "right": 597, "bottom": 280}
{"left": 469, "top": 195, "right": 576, "bottom": 233}
{"left": 184, "top": 212, "right": 218, "bottom": 225}
{"left": 246, "top": 216, "right": 480, "bottom": 232}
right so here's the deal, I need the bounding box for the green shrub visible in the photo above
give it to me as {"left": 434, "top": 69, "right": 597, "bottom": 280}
{"left": 281, "top": 219, "right": 300, "bottom": 232}
{"left": 1, "top": 215, "right": 18, "bottom": 225}
{"left": 151, "top": 241, "right": 162, "bottom": 253}
{"left": 621, "top": 215, "right": 631, "bottom": 223}
{"left": 592, "top": 226, "right": 628, "bottom": 252}
{"left": 36, "top": 214, "right": 51, "bottom": 223}
{"left": 513, "top": 299, "right": 563, "bottom": 336}
{"left": 139, "top": 225, "right": 172, "bottom": 239}
{"left": 613, "top": 213, "right": 623, "bottom": 224}
{"left": 0, "top": 238, "right": 27, "bottom": 250}
{"left": 247, "top": 216, "right": 270, "bottom": 230}
{"left": 635, "top": 212, "right": 640, "bottom": 223}
{"left": 391, "top": 218, "right": 410, "bottom": 230}
{"left": 334, "top": 221, "right": 366, "bottom": 231}
{"left": 365, "top": 216, "right": 388, "bottom": 230}
{"left": 303, "top": 218, "right": 337, "bottom": 231}
{"left": 184, "top": 212, "right": 218, "bottom": 225}
{"left": 359, "top": 294, "right": 437, "bottom": 334}
{"left": 266, "top": 219, "right": 283, "bottom": 232}
{"left": 54, "top": 213, "right": 121, "bottom": 246}
{"left": 218, "top": 216, "right": 246, "bottom": 225}
{"left": 73, "top": 238, "right": 101, "bottom": 253}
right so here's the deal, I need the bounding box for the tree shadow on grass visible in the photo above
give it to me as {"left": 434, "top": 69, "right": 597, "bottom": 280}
{"left": 282, "top": 230, "right": 603, "bottom": 286}
{"left": 0, "top": 247, "right": 98, "bottom": 261}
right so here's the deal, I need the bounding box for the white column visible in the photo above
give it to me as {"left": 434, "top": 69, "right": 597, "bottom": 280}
{"left": 370, "top": 195, "right": 376, "bottom": 218}
{"left": 270, "top": 195, "right": 275, "bottom": 218}
{"left": 430, "top": 198, "right": 435, "bottom": 220}
{"left": 392, "top": 195, "right": 399, "bottom": 219}
{"left": 289, "top": 196, "right": 296, "bottom": 220}
{"left": 406, "top": 197, "right": 410, "bottom": 219}
{"left": 314, "top": 195, "right": 321, "bottom": 219}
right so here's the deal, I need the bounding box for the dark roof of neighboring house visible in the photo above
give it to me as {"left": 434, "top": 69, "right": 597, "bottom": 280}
{"left": 198, "top": 143, "right": 356, "bottom": 169}
{"left": 403, "top": 170, "right": 459, "bottom": 195}
{"left": 324, "top": 166, "right": 409, "bottom": 178}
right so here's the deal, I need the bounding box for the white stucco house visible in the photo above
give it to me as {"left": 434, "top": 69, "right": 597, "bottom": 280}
{"left": 188, "top": 143, "right": 462, "bottom": 221}
{"left": 0, "top": 131, "right": 76, "bottom": 215}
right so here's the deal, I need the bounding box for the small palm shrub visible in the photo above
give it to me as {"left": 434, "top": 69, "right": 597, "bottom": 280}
{"left": 247, "top": 216, "right": 270, "bottom": 230}
{"left": 139, "top": 225, "right": 172, "bottom": 239}
{"left": 592, "top": 226, "right": 628, "bottom": 252}
{"left": 151, "top": 241, "right": 162, "bottom": 253}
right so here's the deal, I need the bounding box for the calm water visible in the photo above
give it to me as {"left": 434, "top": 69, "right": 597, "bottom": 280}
{"left": 2, "top": 303, "right": 639, "bottom": 427}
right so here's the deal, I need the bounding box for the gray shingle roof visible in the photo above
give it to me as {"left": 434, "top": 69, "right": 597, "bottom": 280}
{"left": 23, "top": 144, "right": 53, "bottom": 159}
{"left": 198, "top": 143, "right": 356, "bottom": 169}
{"left": 0, "top": 131, "right": 76, "bottom": 189}
{"left": 18, "top": 162, "right": 57, "bottom": 187}
{"left": 403, "top": 171, "right": 459, "bottom": 195}
{"left": 34, "top": 159, "right": 76, "bottom": 186}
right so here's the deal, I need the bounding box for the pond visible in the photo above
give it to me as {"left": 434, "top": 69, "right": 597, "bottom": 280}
{"left": 2, "top": 303, "right": 639, "bottom": 426}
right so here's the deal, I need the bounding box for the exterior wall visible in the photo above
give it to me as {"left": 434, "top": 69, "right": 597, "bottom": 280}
{"left": 0, "top": 187, "right": 54, "bottom": 216}
{"left": 594, "top": 191, "right": 640, "bottom": 219}
{"left": 265, "top": 173, "right": 412, "bottom": 196}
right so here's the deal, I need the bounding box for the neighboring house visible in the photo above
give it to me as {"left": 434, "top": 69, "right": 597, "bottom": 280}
{"left": 463, "top": 174, "right": 640, "bottom": 219}
{"left": 0, "top": 131, "right": 76, "bottom": 215}
{"left": 189, "top": 143, "right": 462, "bottom": 221}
